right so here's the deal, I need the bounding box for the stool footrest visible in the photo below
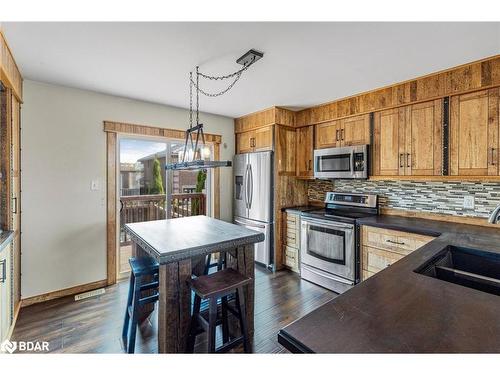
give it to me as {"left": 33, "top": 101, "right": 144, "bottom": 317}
{"left": 215, "top": 336, "right": 244, "bottom": 353}
{"left": 139, "top": 281, "right": 159, "bottom": 291}
{"left": 138, "top": 293, "right": 159, "bottom": 306}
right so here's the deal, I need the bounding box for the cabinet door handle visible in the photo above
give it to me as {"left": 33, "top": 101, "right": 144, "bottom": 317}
{"left": 406, "top": 153, "right": 411, "bottom": 168}
{"left": 335, "top": 129, "right": 339, "bottom": 142}
{"left": 12, "top": 197, "right": 17, "bottom": 214}
{"left": 386, "top": 239, "right": 405, "bottom": 245}
{"left": 399, "top": 154, "right": 404, "bottom": 168}
{"left": 491, "top": 148, "right": 496, "bottom": 165}
{"left": 308, "top": 159, "right": 312, "bottom": 171}
{"left": 0, "top": 259, "right": 6, "bottom": 283}
{"left": 341, "top": 128, "right": 344, "bottom": 141}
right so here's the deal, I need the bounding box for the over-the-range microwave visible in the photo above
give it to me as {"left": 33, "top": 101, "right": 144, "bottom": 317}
{"left": 313, "top": 144, "right": 369, "bottom": 179}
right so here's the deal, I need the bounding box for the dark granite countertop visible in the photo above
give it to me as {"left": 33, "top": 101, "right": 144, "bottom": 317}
{"left": 278, "top": 215, "right": 500, "bottom": 353}
{"left": 125, "top": 215, "right": 264, "bottom": 264}
{"left": 0, "top": 230, "right": 14, "bottom": 253}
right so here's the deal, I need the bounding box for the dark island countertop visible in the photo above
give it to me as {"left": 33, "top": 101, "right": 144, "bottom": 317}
{"left": 278, "top": 215, "right": 500, "bottom": 353}
{"left": 125, "top": 215, "right": 264, "bottom": 264}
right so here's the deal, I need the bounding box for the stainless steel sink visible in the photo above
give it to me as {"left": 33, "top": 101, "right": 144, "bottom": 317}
{"left": 415, "top": 245, "right": 500, "bottom": 296}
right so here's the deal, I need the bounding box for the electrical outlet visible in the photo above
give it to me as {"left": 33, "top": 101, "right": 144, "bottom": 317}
{"left": 463, "top": 195, "right": 475, "bottom": 210}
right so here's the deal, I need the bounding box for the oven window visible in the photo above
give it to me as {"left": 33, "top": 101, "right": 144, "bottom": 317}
{"left": 307, "top": 225, "right": 346, "bottom": 265}
{"left": 318, "top": 154, "right": 351, "bottom": 172}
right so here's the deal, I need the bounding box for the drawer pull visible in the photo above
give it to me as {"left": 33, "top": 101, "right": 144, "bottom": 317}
{"left": 0, "top": 259, "right": 6, "bottom": 283}
{"left": 386, "top": 239, "right": 405, "bottom": 245}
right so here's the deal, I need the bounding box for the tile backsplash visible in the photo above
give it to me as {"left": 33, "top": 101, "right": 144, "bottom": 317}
{"left": 308, "top": 179, "right": 500, "bottom": 218}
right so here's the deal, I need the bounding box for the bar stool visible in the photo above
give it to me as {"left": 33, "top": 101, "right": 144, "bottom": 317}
{"left": 122, "top": 256, "right": 159, "bottom": 354}
{"left": 186, "top": 268, "right": 252, "bottom": 353}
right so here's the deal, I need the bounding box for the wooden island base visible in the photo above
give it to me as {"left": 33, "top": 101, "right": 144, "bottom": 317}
{"left": 134, "top": 242, "right": 255, "bottom": 353}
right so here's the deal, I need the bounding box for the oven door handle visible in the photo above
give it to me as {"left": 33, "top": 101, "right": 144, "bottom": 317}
{"left": 301, "top": 218, "right": 354, "bottom": 230}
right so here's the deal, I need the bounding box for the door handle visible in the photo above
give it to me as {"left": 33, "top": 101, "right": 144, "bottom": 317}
{"left": 406, "top": 153, "right": 411, "bottom": 168}
{"left": 399, "top": 154, "right": 404, "bottom": 168}
{"left": 244, "top": 164, "right": 250, "bottom": 209}
{"left": 248, "top": 164, "right": 253, "bottom": 209}
{"left": 0, "top": 259, "right": 6, "bottom": 283}
{"left": 491, "top": 148, "right": 496, "bottom": 166}
{"left": 341, "top": 128, "right": 344, "bottom": 141}
{"left": 335, "top": 129, "right": 339, "bottom": 142}
{"left": 308, "top": 159, "right": 312, "bottom": 171}
{"left": 12, "top": 197, "right": 17, "bottom": 214}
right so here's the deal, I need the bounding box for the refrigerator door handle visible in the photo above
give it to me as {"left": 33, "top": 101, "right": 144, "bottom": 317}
{"left": 248, "top": 164, "right": 254, "bottom": 210}
{"left": 244, "top": 163, "right": 250, "bottom": 209}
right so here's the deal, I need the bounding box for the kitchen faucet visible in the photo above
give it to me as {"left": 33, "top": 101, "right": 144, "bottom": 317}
{"left": 488, "top": 204, "right": 500, "bottom": 224}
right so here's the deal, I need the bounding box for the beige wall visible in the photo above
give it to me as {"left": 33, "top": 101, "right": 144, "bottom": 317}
{"left": 21, "top": 80, "right": 235, "bottom": 299}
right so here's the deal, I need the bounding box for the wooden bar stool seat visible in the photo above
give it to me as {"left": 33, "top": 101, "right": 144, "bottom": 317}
{"left": 187, "top": 268, "right": 252, "bottom": 353}
{"left": 122, "top": 256, "right": 159, "bottom": 354}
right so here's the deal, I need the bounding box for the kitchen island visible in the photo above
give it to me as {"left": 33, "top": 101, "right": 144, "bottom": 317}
{"left": 125, "top": 215, "right": 264, "bottom": 353}
{"left": 278, "top": 216, "right": 500, "bottom": 353}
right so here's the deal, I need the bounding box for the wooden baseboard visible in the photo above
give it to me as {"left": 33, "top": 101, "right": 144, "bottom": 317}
{"left": 380, "top": 208, "right": 497, "bottom": 228}
{"left": 21, "top": 279, "right": 108, "bottom": 307}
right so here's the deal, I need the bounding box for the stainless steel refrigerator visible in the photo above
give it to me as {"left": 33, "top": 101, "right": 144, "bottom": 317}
{"left": 233, "top": 151, "right": 273, "bottom": 268}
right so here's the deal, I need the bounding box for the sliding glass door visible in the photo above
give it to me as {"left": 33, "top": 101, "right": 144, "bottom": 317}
{"left": 117, "top": 136, "right": 212, "bottom": 278}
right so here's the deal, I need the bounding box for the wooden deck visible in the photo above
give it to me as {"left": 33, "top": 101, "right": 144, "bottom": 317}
{"left": 11, "top": 267, "right": 335, "bottom": 353}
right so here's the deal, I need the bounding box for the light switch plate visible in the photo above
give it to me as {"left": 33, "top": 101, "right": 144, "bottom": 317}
{"left": 463, "top": 195, "right": 475, "bottom": 210}
{"left": 91, "top": 180, "right": 99, "bottom": 191}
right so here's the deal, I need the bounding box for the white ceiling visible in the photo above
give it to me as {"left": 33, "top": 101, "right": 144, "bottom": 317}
{"left": 3, "top": 22, "right": 500, "bottom": 118}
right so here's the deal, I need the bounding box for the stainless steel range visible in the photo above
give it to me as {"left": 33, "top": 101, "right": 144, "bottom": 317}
{"left": 300, "top": 192, "right": 378, "bottom": 294}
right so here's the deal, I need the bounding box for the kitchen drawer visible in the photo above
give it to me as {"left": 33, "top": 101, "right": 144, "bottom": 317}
{"left": 284, "top": 212, "right": 300, "bottom": 249}
{"left": 285, "top": 229, "right": 298, "bottom": 248}
{"left": 284, "top": 245, "right": 299, "bottom": 272}
{"left": 362, "top": 245, "right": 404, "bottom": 274}
{"left": 362, "top": 225, "right": 434, "bottom": 256}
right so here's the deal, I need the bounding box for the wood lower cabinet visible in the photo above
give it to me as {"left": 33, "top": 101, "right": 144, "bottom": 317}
{"left": 450, "top": 88, "right": 499, "bottom": 176}
{"left": 361, "top": 225, "right": 434, "bottom": 281}
{"left": 0, "top": 241, "right": 13, "bottom": 342}
{"left": 373, "top": 100, "right": 443, "bottom": 177}
{"left": 282, "top": 212, "right": 300, "bottom": 273}
{"left": 236, "top": 125, "right": 274, "bottom": 154}
{"left": 315, "top": 114, "right": 370, "bottom": 149}
{"left": 296, "top": 125, "right": 314, "bottom": 178}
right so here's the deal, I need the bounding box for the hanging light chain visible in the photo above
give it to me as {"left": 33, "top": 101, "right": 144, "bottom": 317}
{"left": 190, "top": 59, "right": 252, "bottom": 97}
{"left": 189, "top": 71, "right": 193, "bottom": 129}
{"left": 197, "top": 63, "right": 249, "bottom": 80}
{"left": 196, "top": 66, "right": 200, "bottom": 125}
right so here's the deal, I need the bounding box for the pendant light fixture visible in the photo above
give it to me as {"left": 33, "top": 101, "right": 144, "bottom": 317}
{"left": 166, "top": 49, "right": 264, "bottom": 171}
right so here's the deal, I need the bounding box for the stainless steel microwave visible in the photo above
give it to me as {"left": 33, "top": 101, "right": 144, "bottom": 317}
{"left": 313, "top": 145, "right": 368, "bottom": 179}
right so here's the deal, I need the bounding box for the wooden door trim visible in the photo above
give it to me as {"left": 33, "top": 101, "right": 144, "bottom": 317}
{"left": 104, "top": 121, "right": 223, "bottom": 286}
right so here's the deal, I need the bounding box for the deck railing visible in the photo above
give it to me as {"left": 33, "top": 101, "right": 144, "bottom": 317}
{"left": 119, "top": 193, "right": 206, "bottom": 245}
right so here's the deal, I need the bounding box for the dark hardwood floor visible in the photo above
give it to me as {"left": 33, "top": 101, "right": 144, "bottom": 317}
{"left": 12, "top": 266, "right": 335, "bottom": 353}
